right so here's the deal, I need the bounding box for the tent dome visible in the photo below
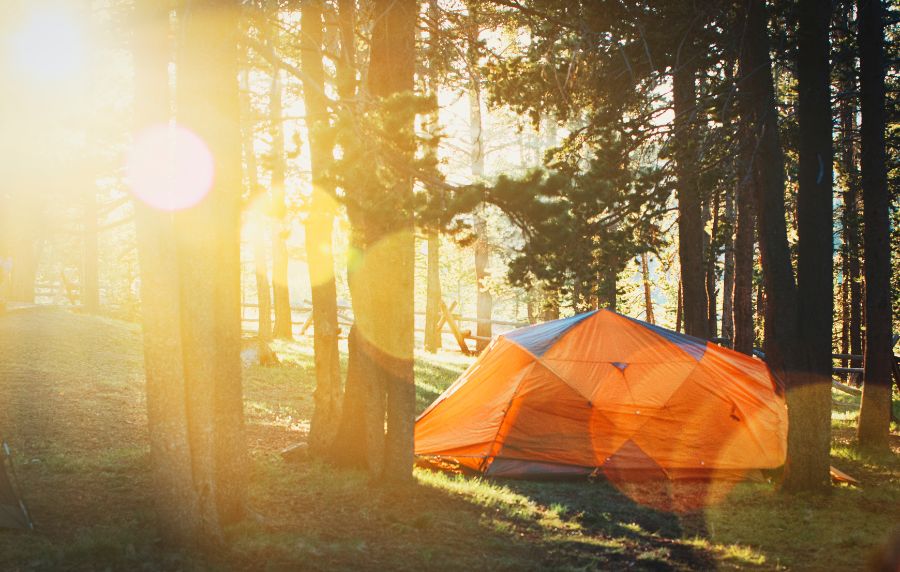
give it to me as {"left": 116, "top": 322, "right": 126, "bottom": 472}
{"left": 415, "top": 310, "right": 787, "bottom": 480}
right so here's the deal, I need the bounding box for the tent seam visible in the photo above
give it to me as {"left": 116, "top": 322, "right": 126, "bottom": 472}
{"left": 478, "top": 362, "right": 536, "bottom": 473}
{"left": 507, "top": 342, "right": 597, "bottom": 403}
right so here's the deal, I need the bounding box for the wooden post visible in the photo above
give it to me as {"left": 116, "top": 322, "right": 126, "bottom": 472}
{"left": 441, "top": 300, "right": 472, "bottom": 355}
{"left": 299, "top": 313, "right": 315, "bottom": 336}
{"left": 435, "top": 300, "right": 457, "bottom": 333}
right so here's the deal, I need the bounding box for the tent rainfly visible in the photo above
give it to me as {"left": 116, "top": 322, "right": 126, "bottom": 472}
{"left": 415, "top": 309, "right": 788, "bottom": 480}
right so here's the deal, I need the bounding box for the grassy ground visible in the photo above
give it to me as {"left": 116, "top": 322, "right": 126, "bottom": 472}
{"left": 0, "top": 307, "right": 897, "bottom": 571}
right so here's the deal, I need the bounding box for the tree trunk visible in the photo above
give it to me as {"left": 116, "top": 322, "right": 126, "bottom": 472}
{"left": 706, "top": 189, "right": 721, "bottom": 337}
{"left": 176, "top": 0, "right": 246, "bottom": 526}
{"left": 344, "top": 0, "right": 417, "bottom": 483}
{"left": 673, "top": 53, "right": 709, "bottom": 339}
{"left": 131, "top": 0, "right": 202, "bottom": 547}
{"left": 841, "top": 269, "right": 850, "bottom": 368}
{"left": 721, "top": 183, "right": 736, "bottom": 344}
{"left": 738, "top": 0, "right": 828, "bottom": 493}
{"left": 838, "top": 54, "right": 864, "bottom": 379}
{"left": 641, "top": 252, "right": 655, "bottom": 324}
{"left": 474, "top": 216, "right": 492, "bottom": 351}
{"left": 602, "top": 254, "right": 618, "bottom": 312}
{"left": 675, "top": 279, "right": 683, "bottom": 333}
{"left": 330, "top": 0, "right": 377, "bottom": 472}
{"left": 377, "top": 0, "right": 416, "bottom": 483}
{"left": 266, "top": 10, "right": 292, "bottom": 340}
{"left": 733, "top": 126, "right": 756, "bottom": 355}
{"left": 468, "top": 8, "right": 491, "bottom": 352}
{"left": 331, "top": 325, "right": 381, "bottom": 470}
{"left": 424, "top": 230, "right": 442, "bottom": 352}
{"left": 239, "top": 70, "right": 273, "bottom": 354}
{"left": 856, "top": 0, "right": 893, "bottom": 451}
{"left": 793, "top": 0, "right": 834, "bottom": 490}
{"left": 423, "top": 0, "right": 443, "bottom": 354}
{"left": 301, "top": 0, "right": 343, "bottom": 457}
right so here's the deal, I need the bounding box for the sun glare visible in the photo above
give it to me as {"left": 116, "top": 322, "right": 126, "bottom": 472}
{"left": 126, "top": 124, "right": 215, "bottom": 212}
{"left": 8, "top": 8, "right": 85, "bottom": 82}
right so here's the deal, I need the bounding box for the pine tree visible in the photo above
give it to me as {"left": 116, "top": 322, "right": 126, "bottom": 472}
{"left": 856, "top": 0, "right": 894, "bottom": 450}
{"left": 300, "top": 0, "right": 343, "bottom": 457}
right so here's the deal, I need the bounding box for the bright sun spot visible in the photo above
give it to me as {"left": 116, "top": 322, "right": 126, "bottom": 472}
{"left": 127, "top": 124, "right": 215, "bottom": 212}
{"left": 8, "top": 8, "right": 85, "bottom": 82}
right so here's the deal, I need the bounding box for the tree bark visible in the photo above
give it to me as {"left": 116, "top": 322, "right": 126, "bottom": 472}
{"left": 706, "top": 189, "right": 721, "bottom": 337}
{"left": 673, "top": 52, "right": 709, "bottom": 339}
{"left": 301, "top": 0, "right": 343, "bottom": 457}
{"left": 856, "top": 0, "right": 893, "bottom": 450}
{"left": 474, "top": 216, "right": 492, "bottom": 351}
{"left": 733, "top": 124, "right": 757, "bottom": 355}
{"left": 793, "top": 0, "right": 834, "bottom": 489}
{"left": 641, "top": 252, "right": 655, "bottom": 324}
{"left": 721, "top": 183, "right": 736, "bottom": 344}
{"left": 176, "top": 0, "right": 246, "bottom": 525}
{"left": 131, "top": 0, "right": 202, "bottom": 547}
{"left": 675, "top": 279, "right": 683, "bottom": 333}
{"left": 602, "top": 254, "right": 618, "bottom": 312}
{"left": 331, "top": 325, "right": 382, "bottom": 470}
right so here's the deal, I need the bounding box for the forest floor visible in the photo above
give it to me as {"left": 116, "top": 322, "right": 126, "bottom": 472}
{"left": 0, "top": 306, "right": 898, "bottom": 571}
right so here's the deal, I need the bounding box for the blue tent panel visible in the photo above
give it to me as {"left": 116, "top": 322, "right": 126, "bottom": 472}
{"left": 624, "top": 316, "right": 708, "bottom": 361}
{"left": 503, "top": 310, "right": 597, "bottom": 357}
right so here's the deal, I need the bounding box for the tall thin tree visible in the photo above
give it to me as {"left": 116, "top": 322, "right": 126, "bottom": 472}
{"left": 738, "top": 0, "right": 830, "bottom": 492}
{"left": 424, "top": 0, "right": 443, "bottom": 353}
{"left": 792, "top": 0, "right": 834, "bottom": 491}
{"left": 673, "top": 32, "right": 709, "bottom": 339}
{"left": 370, "top": 0, "right": 418, "bottom": 482}
{"left": 266, "top": 3, "right": 293, "bottom": 340}
{"left": 131, "top": 0, "right": 202, "bottom": 546}
{"left": 856, "top": 0, "right": 893, "bottom": 450}
{"left": 468, "top": 2, "right": 492, "bottom": 352}
{"left": 301, "top": 0, "right": 343, "bottom": 456}
{"left": 239, "top": 69, "right": 274, "bottom": 362}
{"left": 176, "top": 0, "right": 247, "bottom": 523}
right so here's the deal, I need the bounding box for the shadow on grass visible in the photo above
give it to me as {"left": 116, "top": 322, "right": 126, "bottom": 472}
{"left": 500, "top": 479, "right": 716, "bottom": 570}
{"left": 230, "top": 460, "right": 544, "bottom": 571}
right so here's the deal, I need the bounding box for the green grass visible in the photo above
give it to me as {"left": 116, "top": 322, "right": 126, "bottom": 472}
{"left": 0, "top": 307, "right": 898, "bottom": 571}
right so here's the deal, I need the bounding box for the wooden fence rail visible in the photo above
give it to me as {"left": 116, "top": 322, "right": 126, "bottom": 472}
{"left": 241, "top": 299, "right": 526, "bottom": 355}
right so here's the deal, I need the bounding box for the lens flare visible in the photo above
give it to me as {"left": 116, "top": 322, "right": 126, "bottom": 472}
{"left": 305, "top": 189, "right": 342, "bottom": 288}
{"left": 347, "top": 230, "right": 416, "bottom": 361}
{"left": 9, "top": 8, "right": 85, "bottom": 82}
{"left": 126, "top": 124, "right": 214, "bottom": 211}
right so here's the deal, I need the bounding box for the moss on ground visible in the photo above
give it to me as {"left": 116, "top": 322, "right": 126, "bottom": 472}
{"left": 0, "top": 307, "right": 897, "bottom": 571}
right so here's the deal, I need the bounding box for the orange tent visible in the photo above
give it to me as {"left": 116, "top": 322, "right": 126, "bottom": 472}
{"left": 415, "top": 310, "right": 787, "bottom": 480}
